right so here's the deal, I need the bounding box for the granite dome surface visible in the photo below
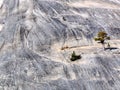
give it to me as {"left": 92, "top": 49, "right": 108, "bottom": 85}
{"left": 0, "top": 0, "right": 120, "bottom": 90}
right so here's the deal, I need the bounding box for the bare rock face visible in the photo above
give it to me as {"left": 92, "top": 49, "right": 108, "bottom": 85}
{"left": 0, "top": 0, "right": 120, "bottom": 90}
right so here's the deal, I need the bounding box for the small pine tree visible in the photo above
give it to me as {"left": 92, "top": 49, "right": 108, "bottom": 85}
{"left": 94, "top": 31, "right": 110, "bottom": 50}
{"left": 72, "top": 51, "right": 76, "bottom": 57}
{"left": 94, "top": 31, "right": 110, "bottom": 44}
{"left": 70, "top": 51, "right": 81, "bottom": 61}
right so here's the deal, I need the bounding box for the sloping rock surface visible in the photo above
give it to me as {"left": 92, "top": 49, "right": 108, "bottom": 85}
{"left": 0, "top": 0, "right": 120, "bottom": 90}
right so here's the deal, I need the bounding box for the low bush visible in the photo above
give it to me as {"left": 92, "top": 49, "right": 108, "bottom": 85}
{"left": 70, "top": 51, "right": 81, "bottom": 61}
{"left": 61, "top": 46, "right": 69, "bottom": 50}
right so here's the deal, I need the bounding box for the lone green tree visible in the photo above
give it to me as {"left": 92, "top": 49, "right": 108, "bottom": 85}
{"left": 70, "top": 51, "right": 81, "bottom": 61}
{"left": 94, "top": 31, "right": 110, "bottom": 49}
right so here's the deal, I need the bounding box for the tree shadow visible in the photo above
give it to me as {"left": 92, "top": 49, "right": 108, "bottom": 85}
{"left": 105, "top": 47, "right": 118, "bottom": 50}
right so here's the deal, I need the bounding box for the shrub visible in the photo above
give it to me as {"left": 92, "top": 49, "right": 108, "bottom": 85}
{"left": 94, "top": 31, "right": 110, "bottom": 44}
{"left": 61, "top": 45, "right": 69, "bottom": 50}
{"left": 70, "top": 51, "right": 81, "bottom": 61}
